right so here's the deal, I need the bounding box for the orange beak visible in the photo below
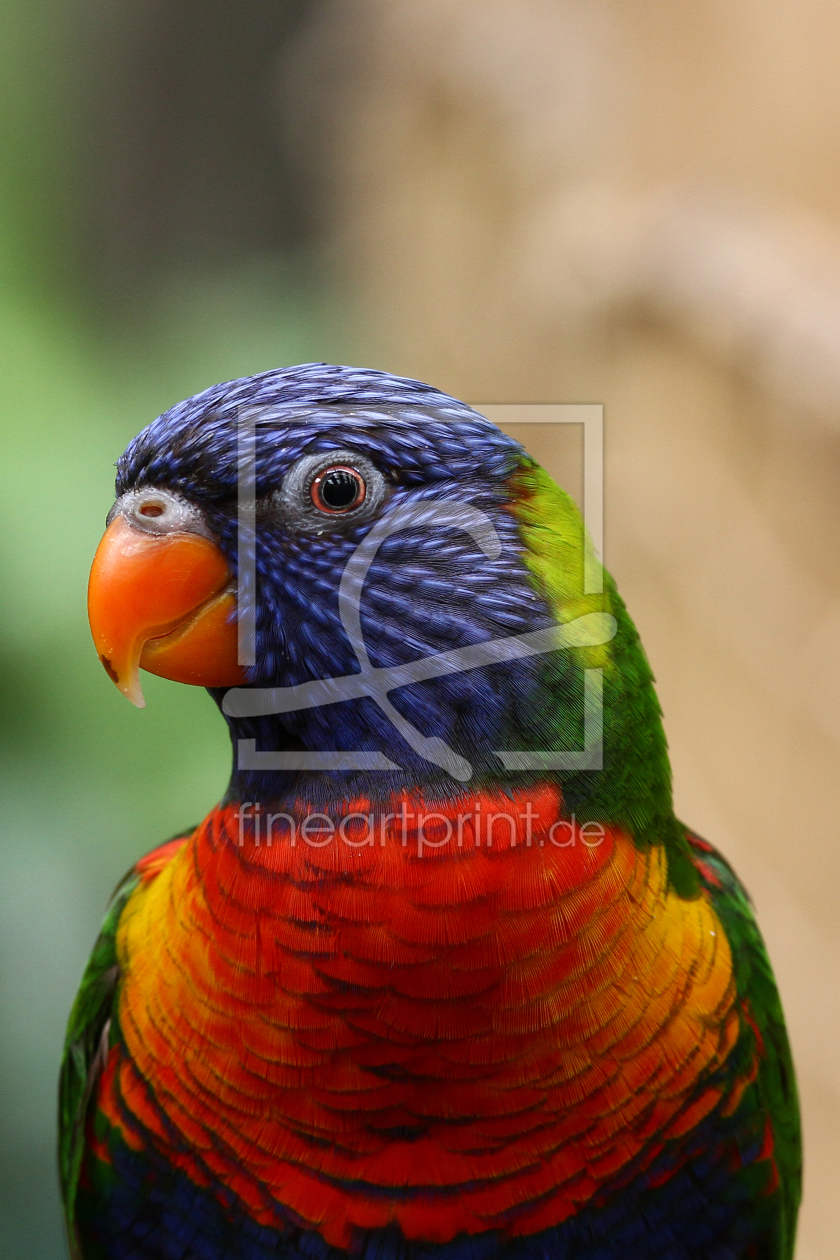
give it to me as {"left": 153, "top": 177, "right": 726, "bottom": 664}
{"left": 87, "top": 514, "right": 246, "bottom": 707}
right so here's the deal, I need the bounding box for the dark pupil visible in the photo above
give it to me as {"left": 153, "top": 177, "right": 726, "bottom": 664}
{"left": 320, "top": 469, "right": 361, "bottom": 510}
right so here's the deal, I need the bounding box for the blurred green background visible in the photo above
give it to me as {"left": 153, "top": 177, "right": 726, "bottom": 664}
{"left": 0, "top": 4, "right": 342, "bottom": 1255}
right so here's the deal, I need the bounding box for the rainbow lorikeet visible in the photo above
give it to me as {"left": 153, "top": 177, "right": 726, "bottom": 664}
{"left": 61, "top": 365, "right": 801, "bottom": 1260}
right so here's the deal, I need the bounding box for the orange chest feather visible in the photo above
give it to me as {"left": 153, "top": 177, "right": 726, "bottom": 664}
{"left": 105, "top": 790, "right": 740, "bottom": 1246}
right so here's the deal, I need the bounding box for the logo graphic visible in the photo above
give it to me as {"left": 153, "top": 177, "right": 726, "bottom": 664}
{"left": 225, "top": 404, "right": 612, "bottom": 780}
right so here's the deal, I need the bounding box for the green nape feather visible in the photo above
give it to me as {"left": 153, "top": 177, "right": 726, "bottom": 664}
{"left": 511, "top": 459, "right": 699, "bottom": 897}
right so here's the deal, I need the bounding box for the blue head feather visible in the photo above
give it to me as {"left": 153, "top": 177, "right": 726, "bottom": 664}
{"left": 116, "top": 365, "right": 573, "bottom": 802}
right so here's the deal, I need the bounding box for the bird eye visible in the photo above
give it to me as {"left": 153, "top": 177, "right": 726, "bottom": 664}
{"left": 270, "top": 448, "right": 387, "bottom": 531}
{"left": 310, "top": 466, "right": 366, "bottom": 514}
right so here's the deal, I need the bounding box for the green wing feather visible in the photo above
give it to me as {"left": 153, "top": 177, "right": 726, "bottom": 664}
{"left": 686, "top": 829, "right": 802, "bottom": 1260}
{"left": 58, "top": 869, "right": 138, "bottom": 1257}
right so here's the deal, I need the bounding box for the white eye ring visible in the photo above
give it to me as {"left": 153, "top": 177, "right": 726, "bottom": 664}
{"left": 107, "top": 487, "right": 214, "bottom": 540}
{"left": 265, "top": 449, "right": 388, "bottom": 531}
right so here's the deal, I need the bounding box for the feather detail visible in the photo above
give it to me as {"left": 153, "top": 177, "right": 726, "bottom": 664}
{"left": 92, "top": 796, "right": 748, "bottom": 1249}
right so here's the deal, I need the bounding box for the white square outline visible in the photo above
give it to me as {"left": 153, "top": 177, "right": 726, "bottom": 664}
{"left": 229, "top": 403, "right": 608, "bottom": 776}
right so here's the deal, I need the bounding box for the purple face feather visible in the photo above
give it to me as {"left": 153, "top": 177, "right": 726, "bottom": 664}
{"left": 117, "top": 363, "right": 522, "bottom": 501}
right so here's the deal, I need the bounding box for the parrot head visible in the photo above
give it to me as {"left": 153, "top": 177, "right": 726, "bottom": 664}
{"left": 88, "top": 363, "right": 671, "bottom": 834}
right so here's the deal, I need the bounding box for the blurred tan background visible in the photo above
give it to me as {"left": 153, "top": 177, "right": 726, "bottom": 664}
{"left": 1, "top": 3, "right": 838, "bottom": 1258}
